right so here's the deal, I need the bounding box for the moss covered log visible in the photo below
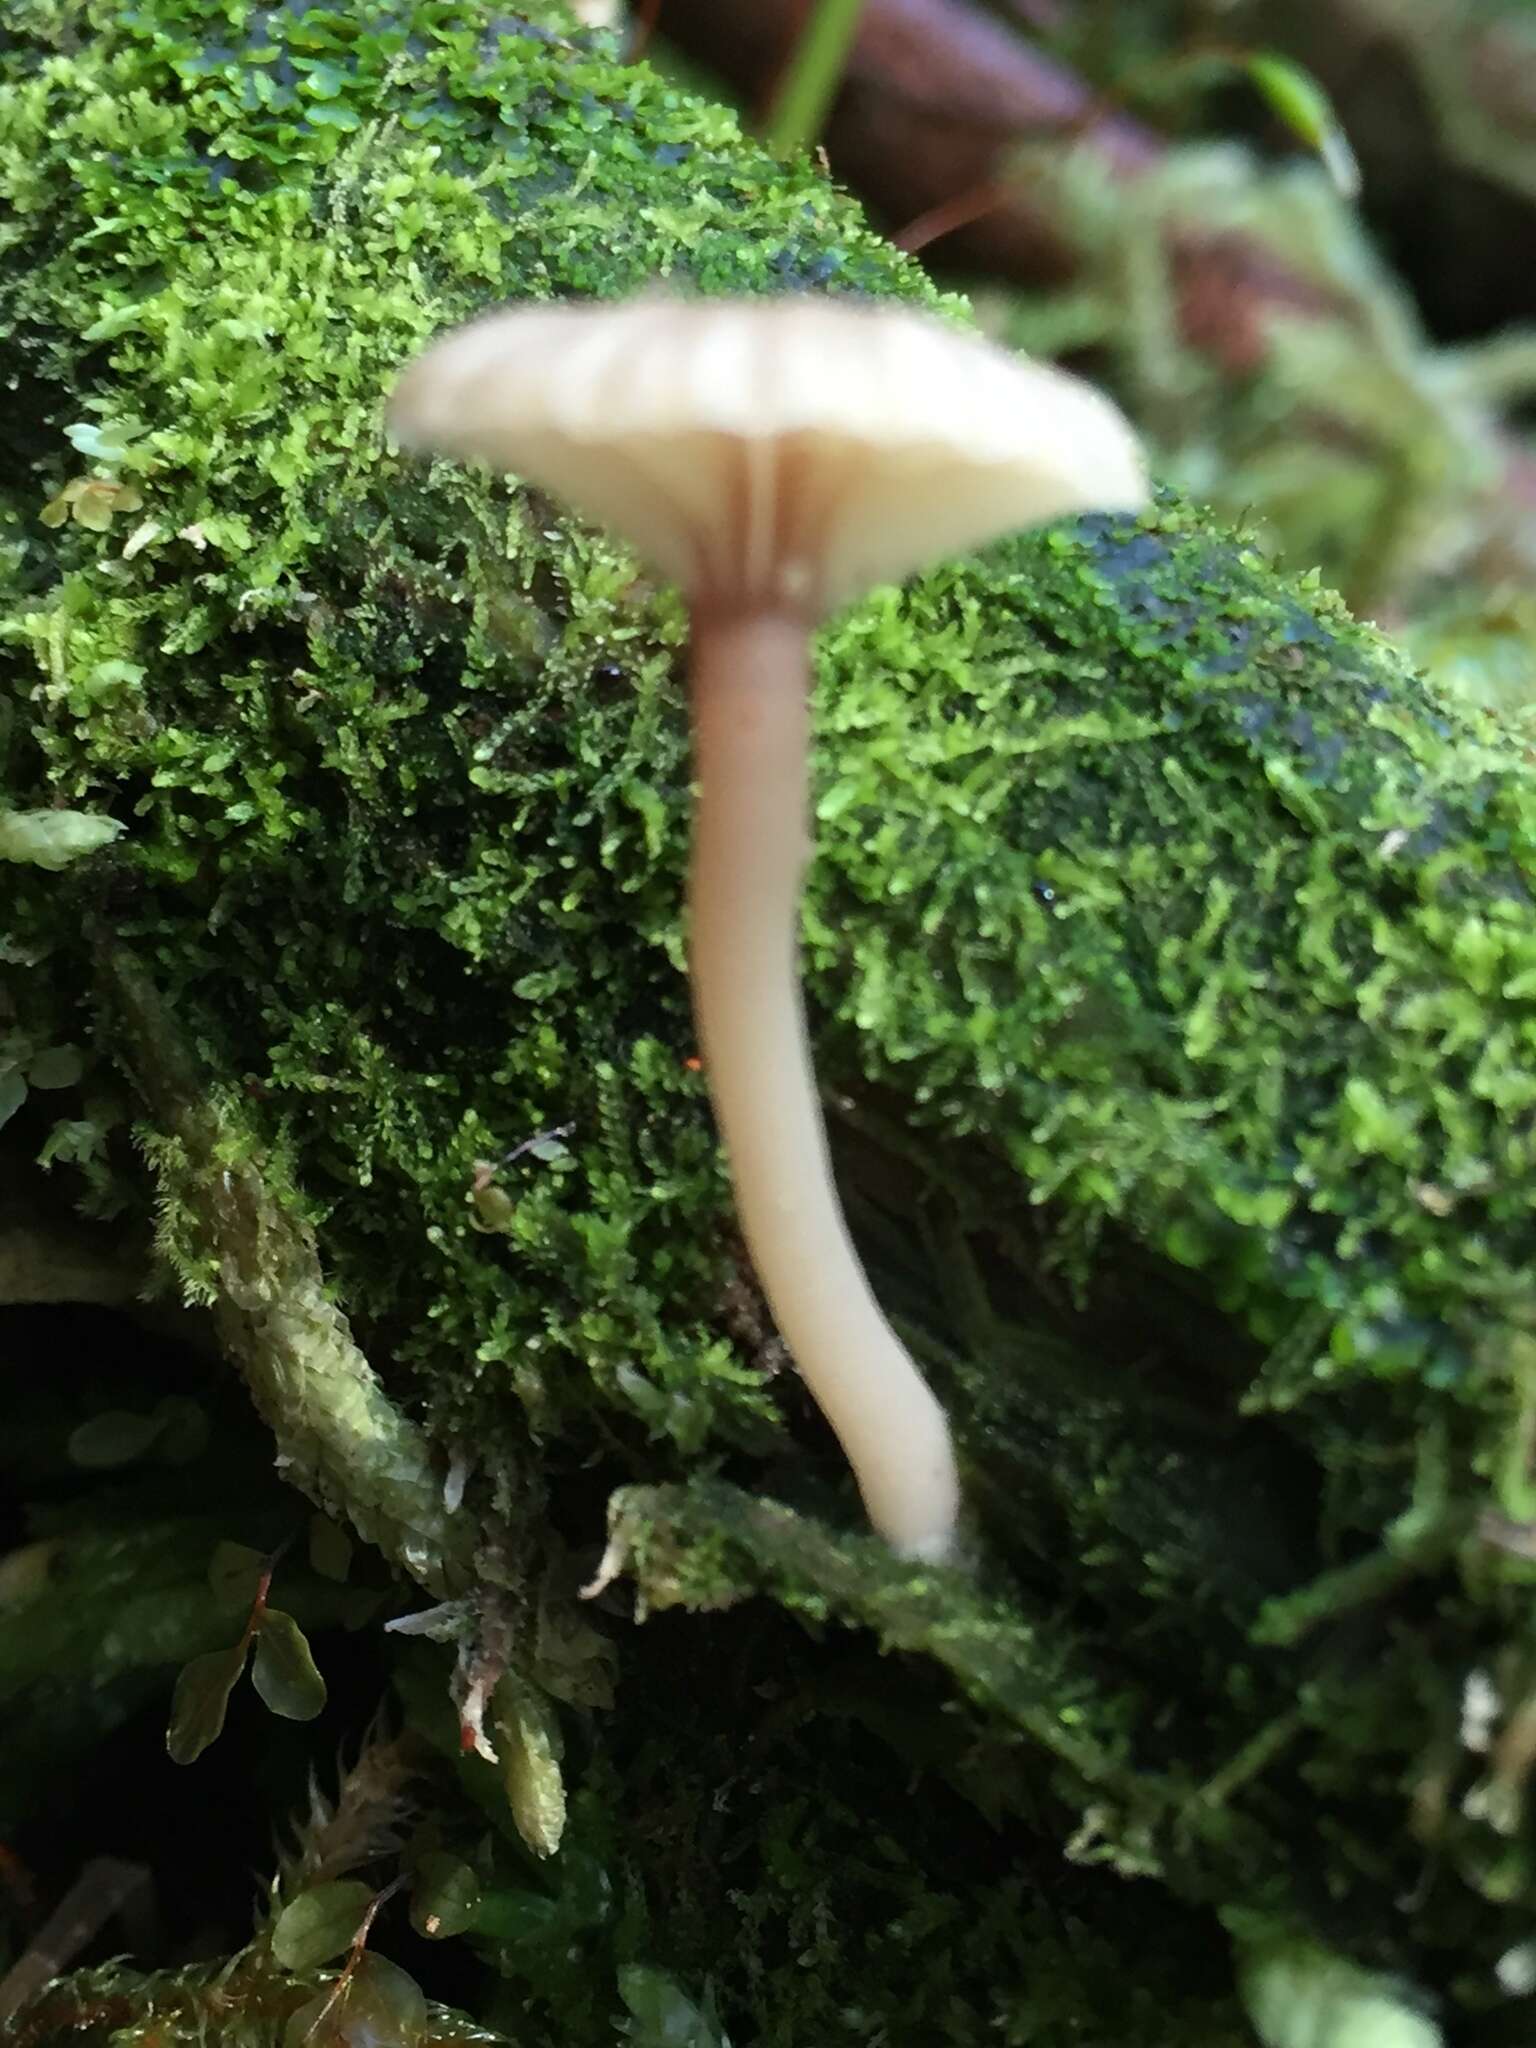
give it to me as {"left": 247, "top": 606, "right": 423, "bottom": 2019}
{"left": 5, "top": 0, "right": 1536, "bottom": 2039}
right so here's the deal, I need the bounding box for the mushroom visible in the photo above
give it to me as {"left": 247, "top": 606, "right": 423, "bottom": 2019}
{"left": 391, "top": 295, "right": 1147, "bottom": 1561}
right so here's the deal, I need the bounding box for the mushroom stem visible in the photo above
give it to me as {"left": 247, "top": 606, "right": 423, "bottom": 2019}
{"left": 688, "top": 609, "right": 960, "bottom": 1561}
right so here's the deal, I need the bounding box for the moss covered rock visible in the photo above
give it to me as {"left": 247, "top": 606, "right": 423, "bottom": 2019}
{"left": 5, "top": 0, "right": 1536, "bottom": 2037}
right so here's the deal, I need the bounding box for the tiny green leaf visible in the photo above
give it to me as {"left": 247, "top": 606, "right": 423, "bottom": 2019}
{"left": 305, "top": 101, "right": 361, "bottom": 129}
{"left": 167, "top": 1642, "right": 249, "bottom": 1764}
{"left": 64, "top": 418, "right": 144, "bottom": 464}
{"left": 492, "top": 1676, "right": 565, "bottom": 1858}
{"left": 252, "top": 1608, "right": 327, "bottom": 1720}
{"left": 308, "top": 1514, "right": 354, "bottom": 1583}
{"left": 27, "top": 1044, "right": 84, "bottom": 1090}
{"left": 72, "top": 486, "right": 116, "bottom": 533}
{"left": 282, "top": 1986, "right": 337, "bottom": 2048}
{"left": 208, "top": 1539, "right": 268, "bottom": 1610}
{"left": 300, "top": 60, "right": 345, "bottom": 98}
{"left": 468, "top": 1180, "right": 516, "bottom": 1233}
{"left": 68, "top": 1408, "right": 167, "bottom": 1469}
{"left": 409, "top": 1854, "right": 481, "bottom": 1940}
{"left": 618, "top": 1965, "right": 732, "bottom": 2048}
{"left": 37, "top": 1118, "right": 108, "bottom": 1170}
{"left": 349, "top": 1956, "right": 428, "bottom": 2037}
{"left": 271, "top": 1880, "right": 376, "bottom": 1971}
{"left": 1235, "top": 1932, "right": 1441, "bottom": 2048}
{"left": 464, "top": 1889, "right": 564, "bottom": 1946}
{"left": 283, "top": 1956, "right": 427, "bottom": 2048}
{"left": 0, "top": 1070, "right": 26, "bottom": 1133}
{"left": 0, "top": 808, "right": 124, "bottom": 872}
{"left": 536, "top": 1584, "right": 617, "bottom": 1710}
{"left": 153, "top": 1395, "right": 210, "bottom": 1464}
{"left": 81, "top": 303, "right": 148, "bottom": 343}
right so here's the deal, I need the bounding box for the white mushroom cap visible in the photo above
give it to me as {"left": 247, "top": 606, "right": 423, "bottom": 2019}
{"left": 390, "top": 296, "right": 1147, "bottom": 616}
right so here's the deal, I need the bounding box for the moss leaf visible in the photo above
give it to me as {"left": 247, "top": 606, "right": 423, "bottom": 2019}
{"left": 617, "top": 1966, "right": 731, "bottom": 2048}
{"left": 68, "top": 1408, "right": 168, "bottom": 1469}
{"left": 27, "top": 1044, "right": 84, "bottom": 1090}
{"left": 408, "top": 1854, "right": 480, "bottom": 1940}
{"left": 252, "top": 1607, "right": 327, "bottom": 1720}
{"left": 308, "top": 1515, "right": 354, "bottom": 1584}
{"left": 493, "top": 1674, "right": 565, "bottom": 1858}
{"left": 207, "top": 1539, "right": 268, "bottom": 1611}
{"left": 0, "top": 808, "right": 123, "bottom": 872}
{"left": 271, "top": 1880, "right": 376, "bottom": 1971}
{"left": 283, "top": 1956, "right": 428, "bottom": 2048}
{"left": 166, "top": 1641, "right": 249, "bottom": 1764}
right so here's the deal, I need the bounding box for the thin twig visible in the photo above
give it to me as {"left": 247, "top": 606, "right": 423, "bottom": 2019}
{"left": 0, "top": 1861, "right": 152, "bottom": 2025}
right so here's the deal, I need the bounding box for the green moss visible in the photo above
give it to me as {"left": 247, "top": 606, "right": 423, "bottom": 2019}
{"left": 4, "top": 0, "right": 1536, "bottom": 2030}
{"left": 0, "top": 1956, "right": 510, "bottom": 2048}
{"left": 1, "top": 0, "right": 921, "bottom": 1471}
